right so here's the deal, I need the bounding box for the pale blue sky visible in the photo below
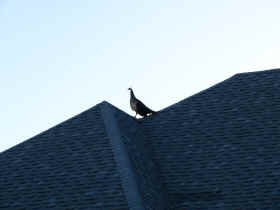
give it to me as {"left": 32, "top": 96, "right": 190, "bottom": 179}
{"left": 1, "top": 0, "right": 280, "bottom": 152}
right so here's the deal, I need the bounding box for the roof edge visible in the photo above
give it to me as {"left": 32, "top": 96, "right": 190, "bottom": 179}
{"left": 158, "top": 73, "right": 237, "bottom": 113}
{"left": 148, "top": 68, "right": 280, "bottom": 115}
{"left": 1, "top": 101, "right": 106, "bottom": 154}
{"left": 234, "top": 68, "right": 280, "bottom": 76}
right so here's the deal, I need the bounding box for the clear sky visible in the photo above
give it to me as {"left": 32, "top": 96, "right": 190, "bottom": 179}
{"left": 1, "top": 0, "right": 280, "bottom": 152}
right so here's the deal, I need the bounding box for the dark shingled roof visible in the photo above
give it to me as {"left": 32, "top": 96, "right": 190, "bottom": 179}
{"left": 141, "top": 69, "right": 280, "bottom": 209}
{"left": 1, "top": 69, "right": 280, "bottom": 209}
{"left": 0, "top": 104, "right": 130, "bottom": 210}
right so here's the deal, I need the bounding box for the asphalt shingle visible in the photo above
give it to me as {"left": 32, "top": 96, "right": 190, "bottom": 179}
{"left": 0, "top": 104, "right": 129, "bottom": 210}
{"left": 2, "top": 68, "right": 280, "bottom": 210}
{"left": 141, "top": 69, "right": 280, "bottom": 209}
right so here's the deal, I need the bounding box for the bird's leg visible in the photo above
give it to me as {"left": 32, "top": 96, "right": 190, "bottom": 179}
{"left": 134, "top": 112, "right": 137, "bottom": 118}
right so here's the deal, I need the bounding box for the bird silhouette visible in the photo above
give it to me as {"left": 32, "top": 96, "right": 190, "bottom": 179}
{"left": 128, "top": 88, "right": 156, "bottom": 118}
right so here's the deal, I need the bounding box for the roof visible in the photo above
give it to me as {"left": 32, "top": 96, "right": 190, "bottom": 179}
{"left": 0, "top": 104, "right": 130, "bottom": 210}
{"left": 141, "top": 69, "right": 280, "bottom": 209}
{"left": 1, "top": 68, "right": 280, "bottom": 209}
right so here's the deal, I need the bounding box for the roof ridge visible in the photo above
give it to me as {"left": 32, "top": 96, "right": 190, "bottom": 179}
{"left": 234, "top": 68, "right": 280, "bottom": 76}
{"left": 101, "top": 100, "right": 136, "bottom": 120}
{"left": 100, "top": 102, "right": 145, "bottom": 210}
{"left": 101, "top": 101, "right": 170, "bottom": 209}
{"left": 156, "top": 74, "right": 237, "bottom": 114}
{"left": 1, "top": 101, "right": 105, "bottom": 154}
{"left": 141, "top": 68, "right": 280, "bottom": 117}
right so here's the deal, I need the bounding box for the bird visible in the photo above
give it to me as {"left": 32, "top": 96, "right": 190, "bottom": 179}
{"left": 128, "top": 88, "right": 156, "bottom": 118}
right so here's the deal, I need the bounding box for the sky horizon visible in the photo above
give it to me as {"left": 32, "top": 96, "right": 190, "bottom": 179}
{"left": 2, "top": 0, "right": 280, "bottom": 152}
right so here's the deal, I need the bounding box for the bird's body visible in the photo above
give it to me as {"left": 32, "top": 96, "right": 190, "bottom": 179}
{"left": 128, "top": 88, "right": 156, "bottom": 118}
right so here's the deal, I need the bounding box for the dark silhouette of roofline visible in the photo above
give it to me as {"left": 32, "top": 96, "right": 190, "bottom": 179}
{"left": 2, "top": 68, "right": 280, "bottom": 209}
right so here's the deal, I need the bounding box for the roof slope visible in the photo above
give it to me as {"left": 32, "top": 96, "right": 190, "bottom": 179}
{"left": 2, "top": 68, "right": 280, "bottom": 210}
{"left": 141, "top": 69, "right": 280, "bottom": 209}
{"left": 0, "top": 103, "right": 130, "bottom": 210}
{"left": 0, "top": 101, "right": 168, "bottom": 210}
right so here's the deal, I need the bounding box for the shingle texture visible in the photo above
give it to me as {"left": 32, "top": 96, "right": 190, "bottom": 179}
{"left": 2, "top": 69, "right": 280, "bottom": 210}
{"left": 115, "top": 105, "right": 169, "bottom": 210}
{"left": 0, "top": 104, "right": 129, "bottom": 210}
{"left": 141, "top": 69, "right": 280, "bottom": 209}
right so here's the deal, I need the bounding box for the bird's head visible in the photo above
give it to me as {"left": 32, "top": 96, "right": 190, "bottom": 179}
{"left": 128, "top": 87, "right": 135, "bottom": 96}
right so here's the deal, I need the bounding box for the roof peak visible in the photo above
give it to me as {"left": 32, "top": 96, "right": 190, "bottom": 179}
{"left": 100, "top": 100, "right": 135, "bottom": 119}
